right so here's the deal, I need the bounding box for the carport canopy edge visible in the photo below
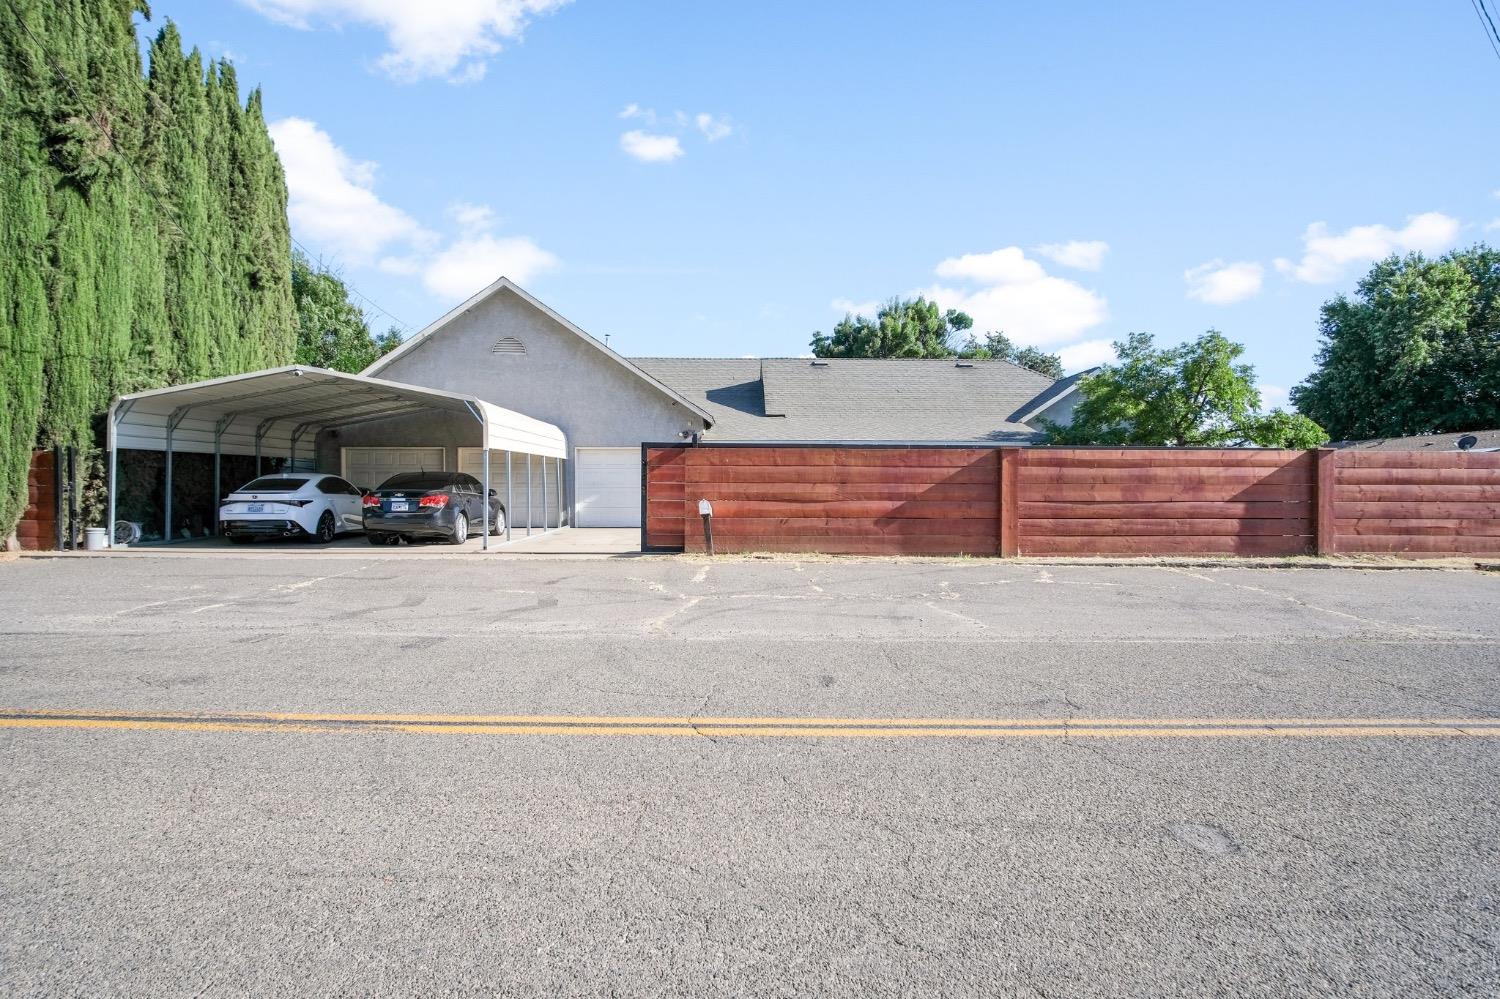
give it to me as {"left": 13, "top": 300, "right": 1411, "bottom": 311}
{"left": 106, "top": 365, "right": 568, "bottom": 461}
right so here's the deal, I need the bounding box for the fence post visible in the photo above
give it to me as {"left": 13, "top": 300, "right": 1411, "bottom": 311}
{"left": 1315, "top": 448, "right": 1337, "bottom": 556}
{"left": 999, "top": 448, "right": 1020, "bottom": 557}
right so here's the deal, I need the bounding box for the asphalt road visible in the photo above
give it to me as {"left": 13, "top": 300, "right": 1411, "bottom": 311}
{"left": 1, "top": 554, "right": 1498, "bottom": 997}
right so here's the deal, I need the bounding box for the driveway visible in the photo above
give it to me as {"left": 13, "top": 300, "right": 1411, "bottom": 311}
{"left": 1, "top": 557, "right": 1497, "bottom": 996}
{"left": 63, "top": 526, "right": 643, "bottom": 557}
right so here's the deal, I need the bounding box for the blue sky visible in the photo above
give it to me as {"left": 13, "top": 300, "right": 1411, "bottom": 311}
{"left": 145, "top": 2, "right": 1500, "bottom": 402}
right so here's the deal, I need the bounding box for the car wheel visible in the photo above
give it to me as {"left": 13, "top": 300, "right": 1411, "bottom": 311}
{"left": 449, "top": 512, "right": 468, "bottom": 545}
{"left": 489, "top": 507, "right": 506, "bottom": 536}
{"left": 315, "top": 510, "right": 336, "bottom": 543}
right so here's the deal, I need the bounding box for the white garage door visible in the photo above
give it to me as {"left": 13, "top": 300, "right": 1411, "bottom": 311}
{"left": 341, "top": 447, "right": 445, "bottom": 491}
{"left": 574, "top": 447, "right": 641, "bottom": 527}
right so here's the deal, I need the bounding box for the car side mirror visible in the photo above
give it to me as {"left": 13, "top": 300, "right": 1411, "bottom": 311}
{"left": 488, "top": 489, "right": 497, "bottom": 497}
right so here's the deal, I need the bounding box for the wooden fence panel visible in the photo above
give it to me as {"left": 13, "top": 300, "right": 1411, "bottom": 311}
{"left": 643, "top": 444, "right": 1500, "bottom": 558}
{"left": 679, "top": 446, "right": 999, "bottom": 555}
{"left": 1016, "top": 449, "right": 1316, "bottom": 556}
{"left": 1330, "top": 451, "right": 1500, "bottom": 555}
{"left": 644, "top": 447, "right": 687, "bottom": 550}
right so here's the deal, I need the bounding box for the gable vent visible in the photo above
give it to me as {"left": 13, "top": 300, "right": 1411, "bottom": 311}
{"left": 491, "top": 336, "right": 527, "bottom": 355}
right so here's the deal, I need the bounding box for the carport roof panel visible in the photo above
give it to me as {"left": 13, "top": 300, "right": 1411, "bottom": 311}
{"left": 109, "top": 365, "right": 567, "bottom": 459}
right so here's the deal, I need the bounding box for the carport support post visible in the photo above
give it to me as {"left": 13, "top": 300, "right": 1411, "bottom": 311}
{"left": 505, "top": 451, "right": 513, "bottom": 542}
{"left": 481, "top": 447, "right": 490, "bottom": 551}
{"left": 556, "top": 458, "right": 564, "bottom": 527}
{"left": 526, "top": 454, "right": 533, "bottom": 537}
{"left": 106, "top": 401, "right": 131, "bottom": 548}
{"left": 541, "top": 457, "right": 549, "bottom": 531}
{"left": 163, "top": 407, "right": 188, "bottom": 543}
{"left": 212, "top": 414, "right": 233, "bottom": 537}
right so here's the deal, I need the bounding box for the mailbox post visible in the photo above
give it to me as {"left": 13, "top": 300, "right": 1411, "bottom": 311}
{"left": 698, "top": 498, "right": 714, "bottom": 556}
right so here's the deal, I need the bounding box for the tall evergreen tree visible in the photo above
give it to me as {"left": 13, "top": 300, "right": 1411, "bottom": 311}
{"left": 0, "top": 1, "right": 295, "bottom": 542}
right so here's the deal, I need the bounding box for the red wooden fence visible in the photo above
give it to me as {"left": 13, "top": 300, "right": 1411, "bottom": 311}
{"left": 643, "top": 444, "right": 1500, "bottom": 558}
{"left": 1014, "top": 448, "right": 1315, "bottom": 556}
{"left": 1329, "top": 451, "right": 1500, "bottom": 555}
{"left": 15, "top": 449, "right": 57, "bottom": 551}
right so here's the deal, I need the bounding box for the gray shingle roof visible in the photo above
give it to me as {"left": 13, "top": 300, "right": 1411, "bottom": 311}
{"left": 629, "top": 357, "right": 1061, "bottom": 442}
{"left": 1333, "top": 428, "right": 1500, "bottom": 451}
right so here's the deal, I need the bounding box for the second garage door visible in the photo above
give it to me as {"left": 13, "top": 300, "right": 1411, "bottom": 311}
{"left": 342, "top": 446, "right": 446, "bottom": 491}
{"left": 574, "top": 447, "right": 641, "bottom": 527}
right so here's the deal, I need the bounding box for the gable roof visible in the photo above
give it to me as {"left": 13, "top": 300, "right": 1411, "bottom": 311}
{"left": 1333, "top": 428, "right": 1500, "bottom": 451}
{"left": 630, "top": 357, "right": 1062, "bottom": 443}
{"left": 1008, "top": 367, "right": 1096, "bottom": 424}
{"left": 361, "top": 277, "right": 715, "bottom": 427}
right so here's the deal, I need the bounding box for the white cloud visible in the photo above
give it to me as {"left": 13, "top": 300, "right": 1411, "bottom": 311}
{"left": 1056, "top": 339, "right": 1116, "bottom": 372}
{"left": 618, "top": 103, "right": 645, "bottom": 120}
{"left": 422, "top": 235, "right": 558, "bottom": 298}
{"left": 1273, "top": 212, "right": 1461, "bottom": 283}
{"left": 448, "top": 201, "right": 497, "bottom": 231}
{"left": 272, "top": 117, "right": 558, "bottom": 300}
{"left": 620, "top": 130, "right": 683, "bottom": 163}
{"left": 244, "top": 0, "right": 569, "bottom": 82}
{"left": 1487, "top": 218, "right": 1500, "bottom": 232}
{"left": 926, "top": 247, "right": 1109, "bottom": 346}
{"left": 268, "top": 117, "right": 430, "bottom": 265}
{"left": 830, "top": 297, "right": 880, "bottom": 317}
{"left": 1035, "top": 240, "right": 1109, "bottom": 271}
{"left": 1184, "top": 259, "right": 1264, "bottom": 304}
{"left": 1258, "top": 383, "right": 1288, "bottom": 406}
{"left": 695, "top": 112, "right": 733, "bottom": 142}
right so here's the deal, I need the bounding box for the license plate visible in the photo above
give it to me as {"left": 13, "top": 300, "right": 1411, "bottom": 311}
{"left": 390, "top": 500, "right": 409, "bottom": 512}
{"left": 247, "top": 503, "right": 265, "bottom": 513}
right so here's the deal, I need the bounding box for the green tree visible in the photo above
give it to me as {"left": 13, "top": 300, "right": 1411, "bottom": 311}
{"left": 811, "top": 297, "right": 971, "bottom": 358}
{"left": 1043, "top": 331, "right": 1328, "bottom": 448}
{"left": 0, "top": 2, "right": 294, "bottom": 542}
{"left": 292, "top": 252, "right": 402, "bottom": 372}
{"left": 956, "top": 331, "right": 1064, "bottom": 379}
{"left": 1290, "top": 246, "right": 1500, "bottom": 440}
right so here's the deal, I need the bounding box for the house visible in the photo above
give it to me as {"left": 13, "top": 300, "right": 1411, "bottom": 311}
{"left": 1333, "top": 429, "right": 1500, "bottom": 452}
{"left": 350, "top": 278, "right": 1087, "bottom": 526}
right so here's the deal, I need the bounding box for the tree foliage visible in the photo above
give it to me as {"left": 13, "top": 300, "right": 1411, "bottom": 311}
{"left": 292, "top": 252, "right": 401, "bottom": 372}
{"left": 1043, "top": 331, "right": 1328, "bottom": 448}
{"left": 955, "top": 331, "right": 1064, "bottom": 379}
{"left": 1290, "top": 246, "right": 1500, "bottom": 440}
{"left": 0, "top": 2, "right": 294, "bottom": 540}
{"left": 811, "top": 297, "right": 972, "bottom": 358}
{"left": 810, "top": 297, "right": 1064, "bottom": 378}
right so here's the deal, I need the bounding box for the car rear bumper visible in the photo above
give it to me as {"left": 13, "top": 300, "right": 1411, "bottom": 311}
{"left": 363, "top": 511, "right": 460, "bottom": 538}
{"left": 220, "top": 519, "right": 308, "bottom": 538}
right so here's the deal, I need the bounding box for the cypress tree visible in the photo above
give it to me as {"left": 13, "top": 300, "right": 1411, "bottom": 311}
{"left": 0, "top": 1, "right": 295, "bottom": 543}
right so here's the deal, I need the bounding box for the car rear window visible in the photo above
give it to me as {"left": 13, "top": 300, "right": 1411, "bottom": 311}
{"left": 237, "top": 477, "right": 307, "bottom": 492}
{"left": 378, "top": 473, "right": 457, "bottom": 490}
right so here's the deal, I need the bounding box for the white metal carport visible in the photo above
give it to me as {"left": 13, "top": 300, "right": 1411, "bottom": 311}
{"left": 107, "top": 365, "right": 567, "bottom": 549}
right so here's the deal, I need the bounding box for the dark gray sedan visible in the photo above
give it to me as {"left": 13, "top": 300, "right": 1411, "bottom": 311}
{"left": 361, "top": 472, "right": 506, "bottom": 545}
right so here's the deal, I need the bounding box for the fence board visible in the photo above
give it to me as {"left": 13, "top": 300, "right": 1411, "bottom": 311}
{"left": 1022, "top": 535, "right": 1313, "bottom": 556}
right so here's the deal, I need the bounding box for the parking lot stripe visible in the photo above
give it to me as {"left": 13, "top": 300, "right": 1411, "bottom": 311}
{"left": 1, "top": 710, "right": 1499, "bottom": 739}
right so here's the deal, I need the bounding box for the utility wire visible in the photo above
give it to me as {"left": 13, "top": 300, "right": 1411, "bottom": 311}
{"left": 11, "top": 4, "right": 413, "bottom": 336}
{"left": 290, "top": 236, "right": 414, "bottom": 334}
{"left": 1472, "top": 0, "right": 1500, "bottom": 63}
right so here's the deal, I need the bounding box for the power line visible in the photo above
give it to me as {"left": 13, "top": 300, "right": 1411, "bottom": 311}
{"left": 290, "top": 237, "right": 413, "bottom": 333}
{"left": 1473, "top": 0, "right": 1500, "bottom": 63}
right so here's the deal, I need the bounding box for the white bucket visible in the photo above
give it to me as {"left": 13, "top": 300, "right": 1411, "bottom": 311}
{"left": 84, "top": 527, "right": 108, "bottom": 551}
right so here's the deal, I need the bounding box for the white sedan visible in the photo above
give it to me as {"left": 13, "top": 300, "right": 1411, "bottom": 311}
{"left": 218, "top": 473, "right": 366, "bottom": 544}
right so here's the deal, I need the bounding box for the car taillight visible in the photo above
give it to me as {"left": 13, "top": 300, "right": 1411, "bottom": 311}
{"left": 418, "top": 494, "right": 449, "bottom": 508}
{"left": 288, "top": 499, "right": 314, "bottom": 507}
{"left": 362, "top": 494, "right": 382, "bottom": 507}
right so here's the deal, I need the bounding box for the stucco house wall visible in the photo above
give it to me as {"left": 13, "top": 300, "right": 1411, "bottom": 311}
{"left": 340, "top": 286, "right": 709, "bottom": 514}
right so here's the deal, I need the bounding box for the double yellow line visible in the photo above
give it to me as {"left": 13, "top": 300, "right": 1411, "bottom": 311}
{"left": 2, "top": 709, "right": 1499, "bottom": 739}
